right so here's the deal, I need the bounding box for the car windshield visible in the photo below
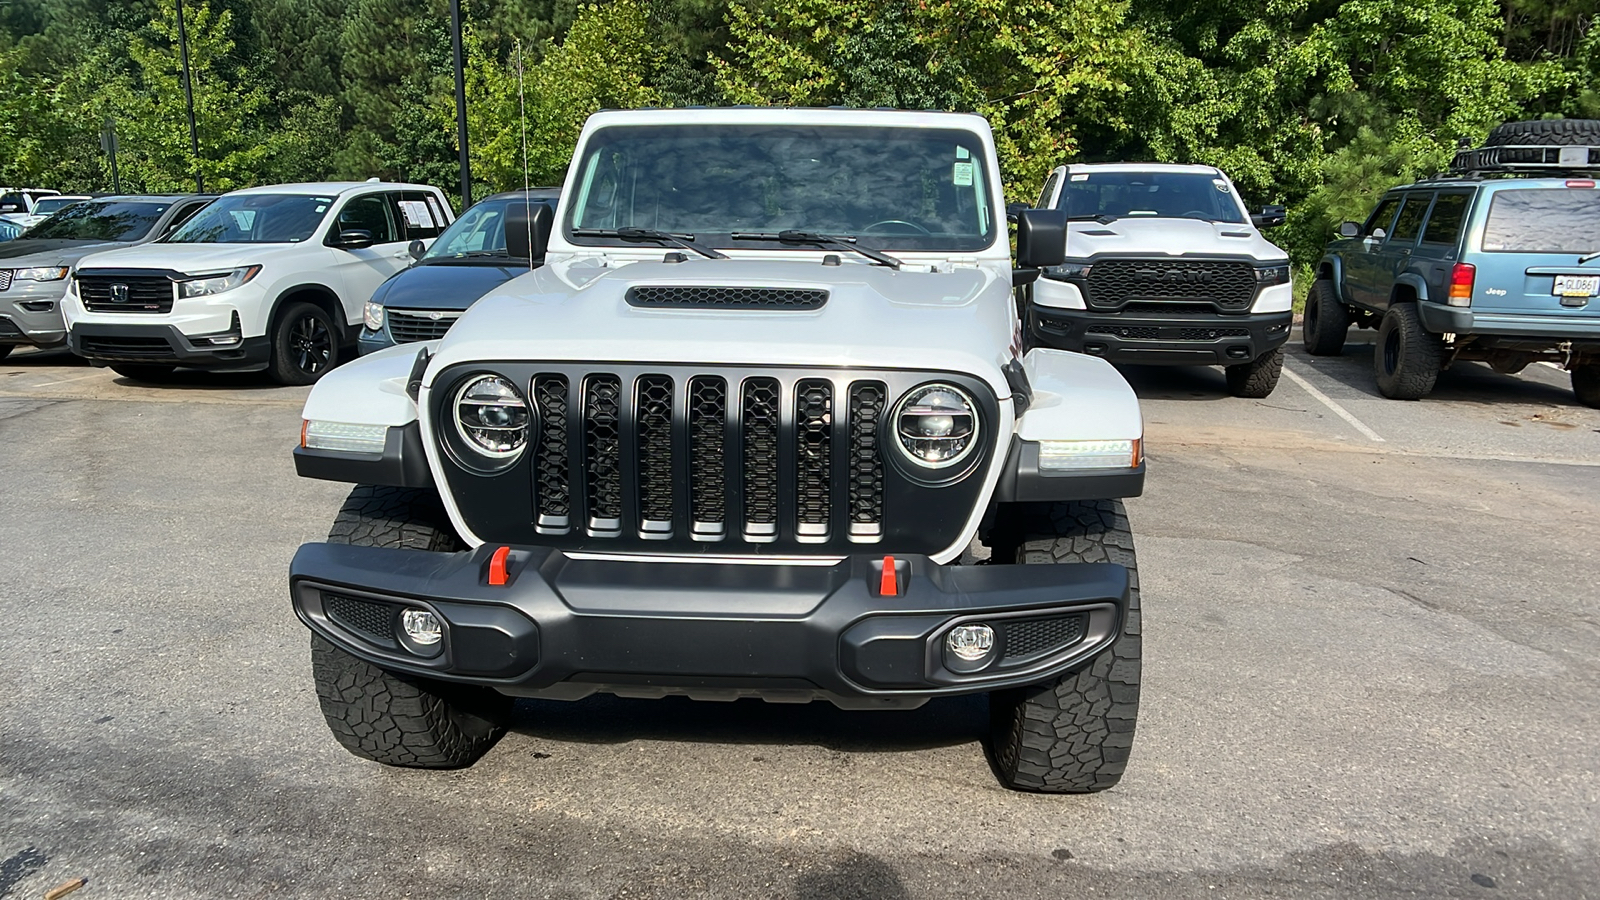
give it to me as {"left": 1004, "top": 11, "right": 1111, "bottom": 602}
{"left": 1056, "top": 171, "right": 1247, "bottom": 224}
{"left": 20, "top": 200, "right": 170, "bottom": 241}
{"left": 565, "top": 124, "right": 998, "bottom": 251}
{"left": 31, "top": 197, "right": 81, "bottom": 216}
{"left": 168, "top": 193, "right": 333, "bottom": 244}
{"left": 425, "top": 197, "right": 549, "bottom": 259}
{"left": 1482, "top": 188, "right": 1600, "bottom": 253}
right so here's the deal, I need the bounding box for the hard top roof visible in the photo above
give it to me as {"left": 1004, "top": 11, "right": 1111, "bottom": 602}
{"left": 1065, "top": 162, "right": 1226, "bottom": 176}
{"left": 225, "top": 181, "right": 441, "bottom": 197}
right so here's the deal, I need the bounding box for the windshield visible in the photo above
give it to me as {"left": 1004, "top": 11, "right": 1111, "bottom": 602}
{"left": 1056, "top": 171, "right": 1247, "bottom": 224}
{"left": 566, "top": 124, "right": 998, "bottom": 251}
{"left": 31, "top": 197, "right": 81, "bottom": 216}
{"left": 425, "top": 197, "right": 550, "bottom": 259}
{"left": 1482, "top": 188, "right": 1600, "bottom": 253}
{"left": 22, "top": 200, "right": 170, "bottom": 241}
{"left": 168, "top": 193, "right": 333, "bottom": 244}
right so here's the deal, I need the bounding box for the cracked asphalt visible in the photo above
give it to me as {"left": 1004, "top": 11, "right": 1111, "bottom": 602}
{"left": 1, "top": 337, "right": 1597, "bottom": 899}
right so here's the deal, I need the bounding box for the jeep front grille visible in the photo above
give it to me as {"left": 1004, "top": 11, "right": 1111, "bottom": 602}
{"left": 387, "top": 309, "right": 461, "bottom": 343}
{"left": 0, "top": 270, "right": 12, "bottom": 291}
{"left": 1084, "top": 260, "right": 1256, "bottom": 311}
{"left": 78, "top": 275, "right": 174, "bottom": 312}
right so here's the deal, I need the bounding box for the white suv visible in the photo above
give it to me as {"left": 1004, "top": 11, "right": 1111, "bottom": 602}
{"left": 63, "top": 181, "right": 453, "bottom": 384}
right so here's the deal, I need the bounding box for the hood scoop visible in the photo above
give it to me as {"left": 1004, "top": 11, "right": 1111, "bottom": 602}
{"left": 625, "top": 285, "right": 829, "bottom": 310}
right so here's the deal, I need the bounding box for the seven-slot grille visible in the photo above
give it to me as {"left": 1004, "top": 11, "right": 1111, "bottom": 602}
{"left": 0, "top": 270, "right": 12, "bottom": 291}
{"left": 1084, "top": 260, "right": 1256, "bottom": 311}
{"left": 78, "top": 274, "right": 174, "bottom": 312}
{"left": 387, "top": 309, "right": 462, "bottom": 343}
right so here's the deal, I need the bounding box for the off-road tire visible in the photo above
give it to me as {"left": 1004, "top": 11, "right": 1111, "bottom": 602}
{"left": 311, "top": 485, "right": 512, "bottom": 768}
{"left": 109, "top": 364, "right": 176, "bottom": 381}
{"left": 1225, "top": 346, "right": 1284, "bottom": 398}
{"left": 1374, "top": 303, "right": 1442, "bottom": 400}
{"left": 1302, "top": 278, "right": 1350, "bottom": 356}
{"left": 1485, "top": 118, "right": 1600, "bottom": 147}
{"left": 989, "top": 499, "right": 1141, "bottom": 793}
{"left": 268, "top": 300, "right": 339, "bottom": 386}
{"left": 1573, "top": 364, "right": 1600, "bottom": 409}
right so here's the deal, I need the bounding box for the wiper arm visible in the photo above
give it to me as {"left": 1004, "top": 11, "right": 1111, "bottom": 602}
{"left": 1580, "top": 250, "right": 1600, "bottom": 264}
{"left": 571, "top": 227, "right": 728, "bottom": 259}
{"left": 731, "top": 231, "right": 901, "bottom": 269}
{"left": 1066, "top": 214, "right": 1119, "bottom": 225}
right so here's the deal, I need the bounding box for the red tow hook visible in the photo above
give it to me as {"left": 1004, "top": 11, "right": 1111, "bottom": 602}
{"left": 488, "top": 546, "right": 513, "bottom": 586}
{"left": 879, "top": 555, "right": 899, "bottom": 596}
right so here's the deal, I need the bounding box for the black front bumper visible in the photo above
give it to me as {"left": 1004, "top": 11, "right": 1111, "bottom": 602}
{"left": 68, "top": 321, "right": 270, "bottom": 369}
{"left": 1030, "top": 305, "right": 1292, "bottom": 364}
{"left": 290, "top": 543, "right": 1130, "bottom": 708}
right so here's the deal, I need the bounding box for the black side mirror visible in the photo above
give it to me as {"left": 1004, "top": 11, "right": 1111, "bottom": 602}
{"left": 1336, "top": 221, "right": 1362, "bottom": 238}
{"left": 504, "top": 202, "right": 554, "bottom": 261}
{"left": 335, "top": 229, "right": 374, "bottom": 250}
{"left": 1251, "top": 205, "right": 1287, "bottom": 228}
{"left": 1005, "top": 201, "right": 1029, "bottom": 224}
{"left": 408, "top": 239, "right": 426, "bottom": 260}
{"left": 1015, "top": 208, "right": 1067, "bottom": 269}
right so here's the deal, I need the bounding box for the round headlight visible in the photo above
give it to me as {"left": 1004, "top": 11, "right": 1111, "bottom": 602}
{"left": 453, "top": 375, "right": 529, "bottom": 458}
{"left": 893, "top": 383, "right": 978, "bottom": 468}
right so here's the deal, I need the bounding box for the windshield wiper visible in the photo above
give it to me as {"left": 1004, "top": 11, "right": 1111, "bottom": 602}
{"left": 731, "top": 231, "right": 901, "bottom": 269}
{"left": 571, "top": 227, "right": 727, "bottom": 259}
{"left": 1580, "top": 250, "right": 1600, "bottom": 264}
{"left": 1066, "top": 214, "right": 1119, "bottom": 225}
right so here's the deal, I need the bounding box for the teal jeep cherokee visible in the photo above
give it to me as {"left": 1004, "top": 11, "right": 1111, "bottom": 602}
{"left": 1305, "top": 119, "right": 1600, "bottom": 407}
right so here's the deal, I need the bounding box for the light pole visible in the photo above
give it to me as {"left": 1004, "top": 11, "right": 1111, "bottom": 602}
{"left": 449, "top": 0, "right": 472, "bottom": 210}
{"left": 175, "top": 0, "right": 203, "bottom": 192}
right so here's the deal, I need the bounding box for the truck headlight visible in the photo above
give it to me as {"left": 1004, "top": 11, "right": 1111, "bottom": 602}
{"left": 1255, "top": 265, "right": 1291, "bottom": 286}
{"left": 893, "top": 383, "right": 978, "bottom": 468}
{"left": 14, "top": 266, "right": 69, "bottom": 281}
{"left": 363, "top": 300, "right": 385, "bottom": 331}
{"left": 1037, "top": 439, "right": 1142, "bottom": 470}
{"left": 178, "top": 265, "right": 261, "bottom": 298}
{"left": 454, "top": 374, "right": 529, "bottom": 457}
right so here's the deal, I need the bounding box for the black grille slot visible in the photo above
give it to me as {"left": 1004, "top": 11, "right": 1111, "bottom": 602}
{"left": 794, "top": 379, "right": 832, "bottom": 535}
{"left": 78, "top": 275, "right": 174, "bottom": 312}
{"left": 1085, "top": 260, "right": 1256, "bottom": 310}
{"left": 741, "top": 377, "right": 781, "bottom": 538}
{"left": 0, "top": 270, "right": 12, "bottom": 291}
{"left": 78, "top": 334, "right": 175, "bottom": 358}
{"left": 688, "top": 376, "right": 727, "bottom": 537}
{"left": 583, "top": 374, "right": 622, "bottom": 534}
{"left": 0, "top": 317, "right": 21, "bottom": 337}
{"left": 627, "top": 286, "right": 828, "bottom": 309}
{"left": 1175, "top": 326, "right": 1250, "bottom": 340}
{"left": 847, "top": 382, "right": 885, "bottom": 536}
{"left": 635, "top": 374, "right": 674, "bottom": 536}
{"left": 1123, "top": 302, "right": 1224, "bottom": 317}
{"left": 324, "top": 593, "right": 399, "bottom": 648}
{"left": 1000, "top": 614, "right": 1087, "bottom": 665}
{"left": 1086, "top": 324, "right": 1160, "bottom": 340}
{"left": 533, "top": 374, "right": 571, "bottom": 532}
{"left": 387, "top": 309, "right": 460, "bottom": 343}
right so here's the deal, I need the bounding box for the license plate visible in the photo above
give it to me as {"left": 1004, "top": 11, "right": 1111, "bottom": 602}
{"left": 1553, "top": 275, "right": 1599, "bottom": 298}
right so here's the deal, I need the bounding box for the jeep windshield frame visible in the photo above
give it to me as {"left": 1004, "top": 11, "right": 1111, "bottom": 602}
{"left": 1055, "top": 171, "right": 1249, "bottom": 225}
{"left": 562, "top": 124, "right": 1000, "bottom": 253}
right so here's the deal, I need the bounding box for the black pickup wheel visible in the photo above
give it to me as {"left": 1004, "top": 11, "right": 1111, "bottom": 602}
{"left": 1302, "top": 278, "right": 1350, "bottom": 356}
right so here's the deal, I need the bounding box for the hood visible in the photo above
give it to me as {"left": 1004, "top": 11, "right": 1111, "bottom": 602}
{"left": 428, "top": 257, "right": 1017, "bottom": 398}
{"left": 1066, "top": 217, "right": 1286, "bottom": 262}
{"left": 0, "top": 238, "right": 131, "bottom": 264}
{"left": 372, "top": 260, "right": 530, "bottom": 311}
{"left": 73, "top": 241, "right": 300, "bottom": 274}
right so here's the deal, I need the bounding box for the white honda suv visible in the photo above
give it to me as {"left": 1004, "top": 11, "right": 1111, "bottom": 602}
{"left": 63, "top": 181, "right": 454, "bottom": 384}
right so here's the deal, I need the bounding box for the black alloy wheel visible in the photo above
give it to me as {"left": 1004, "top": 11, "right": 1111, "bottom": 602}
{"left": 291, "top": 313, "right": 332, "bottom": 375}
{"left": 269, "top": 301, "right": 340, "bottom": 385}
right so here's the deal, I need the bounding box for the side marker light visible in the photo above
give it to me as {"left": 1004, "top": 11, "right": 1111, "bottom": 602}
{"left": 488, "top": 546, "right": 512, "bottom": 586}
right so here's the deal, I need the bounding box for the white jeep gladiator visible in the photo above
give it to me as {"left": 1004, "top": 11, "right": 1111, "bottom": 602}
{"left": 289, "top": 108, "right": 1146, "bottom": 793}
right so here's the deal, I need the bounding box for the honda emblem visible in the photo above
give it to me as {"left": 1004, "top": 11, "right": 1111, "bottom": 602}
{"left": 109, "top": 283, "right": 129, "bottom": 303}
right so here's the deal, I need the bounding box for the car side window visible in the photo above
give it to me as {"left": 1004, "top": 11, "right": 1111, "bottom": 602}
{"left": 1389, "top": 193, "right": 1432, "bottom": 244}
{"left": 337, "top": 194, "right": 398, "bottom": 244}
{"left": 1363, "top": 196, "right": 1401, "bottom": 238}
{"left": 1420, "top": 193, "right": 1470, "bottom": 246}
{"left": 1037, "top": 171, "right": 1061, "bottom": 209}
{"left": 389, "top": 191, "right": 446, "bottom": 241}
{"left": 165, "top": 200, "right": 209, "bottom": 234}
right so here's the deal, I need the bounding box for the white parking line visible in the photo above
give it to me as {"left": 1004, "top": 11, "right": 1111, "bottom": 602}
{"left": 1281, "top": 364, "right": 1386, "bottom": 442}
{"left": 32, "top": 373, "right": 102, "bottom": 387}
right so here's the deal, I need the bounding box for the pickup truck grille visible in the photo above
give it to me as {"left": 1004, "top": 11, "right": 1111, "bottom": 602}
{"left": 433, "top": 364, "right": 998, "bottom": 556}
{"left": 78, "top": 275, "right": 174, "bottom": 313}
{"left": 387, "top": 309, "right": 461, "bottom": 343}
{"left": 1084, "top": 260, "right": 1256, "bottom": 311}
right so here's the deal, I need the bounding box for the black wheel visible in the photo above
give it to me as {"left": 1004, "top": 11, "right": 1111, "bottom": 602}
{"left": 109, "top": 364, "right": 176, "bottom": 381}
{"left": 269, "top": 301, "right": 339, "bottom": 385}
{"left": 1225, "top": 346, "right": 1284, "bottom": 398}
{"left": 0, "top": 345, "right": 13, "bottom": 361}
{"left": 310, "top": 485, "right": 512, "bottom": 768}
{"left": 1573, "top": 364, "right": 1600, "bottom": 409}
{"left": 1302, "top": 278, "right": 1349, "bottom": 356}
{"left": 1485, "top": 118, "right": 1600, "bottom": 147}
{"left": 1374, "top": 303, "right": 1443, "bottom": 400}
{"left": 988, "top": 499, "right": 1141, "bottom": 793}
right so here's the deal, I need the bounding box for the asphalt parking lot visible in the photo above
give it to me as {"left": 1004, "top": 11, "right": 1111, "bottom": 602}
{"left": 1, "top": 336, "right": 1597, "bottom": 899}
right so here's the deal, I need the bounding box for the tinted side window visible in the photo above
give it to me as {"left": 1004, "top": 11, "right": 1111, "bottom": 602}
{"left": 337, "top": 195, "right": 397, "bottom": 243}
{"left": 1389, "top": 193, "right": 1432, "bottom": 243}
{"left": 1364, "top": 197, "right": 1401, "bottom": 236}
{"left": 1037, "top": 171, "right": 1061, "bottom": 209}
{"left": 1420, "top": 193, "right": 1470, "bottom": 246}
{"left": 164, "top": 200, "right": 209, "bottom": 234}
{"left": 390, "top": 191, "right": 446, "bottom": 240}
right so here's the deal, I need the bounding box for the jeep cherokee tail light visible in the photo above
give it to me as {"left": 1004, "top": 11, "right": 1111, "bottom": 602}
{"left": 1449, "top": 263, "right": 1475, "bottom": 307}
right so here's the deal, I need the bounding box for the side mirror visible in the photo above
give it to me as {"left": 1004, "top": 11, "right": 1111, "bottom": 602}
{"left": 1005, "top": 201, "right": 1029, "bottom": 224}
{"left": 1015, "top": 208, "right": 1067, "bottom": 269}
{"left": 1251, "top": 205, "right": 1287, "bottom": 228}
{"left": 335, "top": 228, "right": 374, "bottom": 250}
{"left": 1336, "top": 221, "right": 1362, "bottom": 238}
{"left": 504, "top": 202, "right": 554, "bottom": 261}
{"left": 408, "top": 239, "right": 426, "bottom": 260}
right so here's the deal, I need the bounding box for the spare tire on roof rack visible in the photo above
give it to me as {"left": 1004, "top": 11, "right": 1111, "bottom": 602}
{"left": 1452, "top": 119, "right": 1600, "bottom": 174}
{"left": 1484, "top": 118, "right": 1600, "bottom": 147}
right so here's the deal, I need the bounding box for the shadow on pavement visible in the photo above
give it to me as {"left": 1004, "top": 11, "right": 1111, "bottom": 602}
{"left": 1292, "top": 335, "right": 1585, "bottom": 408}
{"left": 1114, "top": 363, "right": 1234, "bottom": 401}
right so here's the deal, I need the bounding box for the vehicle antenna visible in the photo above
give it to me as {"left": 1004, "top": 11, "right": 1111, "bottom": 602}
{"left": 517, "top": 39, "right": 533, "bottom": 271}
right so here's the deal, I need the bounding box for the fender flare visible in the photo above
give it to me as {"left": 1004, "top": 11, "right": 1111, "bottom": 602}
{"left": 1393, "top": 272, "right": 1431, "bottom": 304}
{"left": 294, "top": 344, "right": 432, "bottom": 488}
{"left": 994, "top": 348, "right": 1144, "bottom": 503}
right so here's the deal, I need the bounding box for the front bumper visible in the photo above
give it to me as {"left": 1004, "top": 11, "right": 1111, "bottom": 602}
{"left": 290, "top": 542, "right": 1130, "bottom": 708}
{"left": 68, "top": 321, "right": 270, "bottom": 369}
{"left": 1, "top": 281, "right": 69, "bottom": 346}
{"left": 1030, "top": 305, "right": 1292, "bottom": 364}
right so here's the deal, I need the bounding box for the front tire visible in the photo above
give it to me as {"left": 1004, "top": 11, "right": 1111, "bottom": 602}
{"left": 1374, "top": 302, "right": 1442, "bottom": 400}
{"left": 1573, "top": 364, "right": 1600, "bottom": 409}
{"left": 1225, "top": 346, "right": 1284, "bottom": 398}
{"left": 310, "top": 485, "right": 512, "bottom": 768}
{"left": 988, "top": 499, "right": 1141, "bottom": 793}
{"left": 269, "top": 301, "right": 339, "bottom": 385}
{"left": 1302, "top": 279, "right": 1349, "bottom": 356}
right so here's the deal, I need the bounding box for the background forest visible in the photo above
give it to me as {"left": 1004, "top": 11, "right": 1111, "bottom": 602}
{"left": 0, "top": 0, "right": 1595, "bottom": 265}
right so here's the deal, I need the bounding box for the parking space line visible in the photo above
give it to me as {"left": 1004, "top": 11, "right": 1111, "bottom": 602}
{"left": 32, "top": 373, "right": 103, "bottom": 387}
{"left": 1281, "top": 364, "right": 1386, "bottom": 442}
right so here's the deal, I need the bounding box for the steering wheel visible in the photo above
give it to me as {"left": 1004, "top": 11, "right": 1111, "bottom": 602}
{"left": 861, "top": 219, "right": 933, "bottom": 236}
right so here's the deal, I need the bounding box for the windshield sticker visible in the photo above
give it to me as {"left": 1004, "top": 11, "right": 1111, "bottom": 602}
{"left": 399, "top": 200, "right": 435, "bottom": 228}
{"left": 314, "top": 205, "right": 327, "bottom": 213}
{"left": 1070, "top": 173, "right": 1088, "bottom": 181}
{"left": 956, "top": 146, "right": 970, "bottom": 160}
{"left": 953, "top": 162, "right": 974, "bottom": 186}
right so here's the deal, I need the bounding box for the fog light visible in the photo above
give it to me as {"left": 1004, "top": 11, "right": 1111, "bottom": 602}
{"left": 946, "top": 624, "right": 995, "bottom": 662}
{"left": 401, "top": 609, "right": 442, "bottom": 646}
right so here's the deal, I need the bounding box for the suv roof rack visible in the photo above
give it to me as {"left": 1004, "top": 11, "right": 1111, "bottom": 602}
{"left": 1450, "top": 142, "right": 1600, "bottom": 175}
